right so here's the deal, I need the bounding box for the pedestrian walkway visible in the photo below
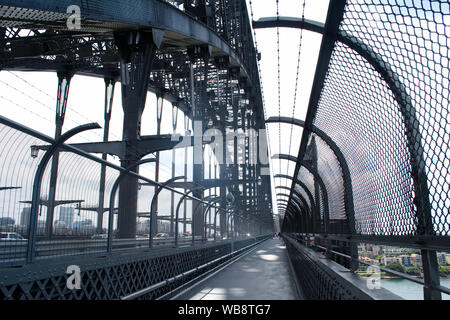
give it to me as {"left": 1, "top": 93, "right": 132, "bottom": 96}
{"left": 174, "top": 238, "right": 300, "bottom": 300}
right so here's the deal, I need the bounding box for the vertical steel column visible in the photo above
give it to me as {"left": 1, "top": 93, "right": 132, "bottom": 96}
{"left": 170, "top": 104, "right": 178, "bottom": 236}
{"left": 116, "top": 30, "right": 161, "bottom": 239}
{"left": 341, "top": 28, "right": 441, "bottom": 293}
{"left": 310, "top": 136, "right": 319, "bottom": 234}
{"left": 219, "top": 111, "right": 227, "bottom": 239}
{"left": 191, "top": 48, "right": 209, "bottom": 237}
{"left": 219, "top": 163, "right": 227, "bottom": 239}
{"left": 107, "top": 157, "right": 156, "bottom": 253}
{"left": 231, "top": 80, "right": 240, "bottom": 218}
{"left": 153, "top": 93, "right": 164, "bottom": 237}
{"left": 212, "top": 162, "right": 218, "bottom": 238}
{"left": 97, "top": 78, "right": 115, "bottom": 234}
{"left": 207, "top": 149, "right": 213, "bottom": 238}
{"left": 183, "top": 115, "right": 190, "bottom": 235}
{"left": 192, "top": 141, "right": 204, "bottom": 237}
{"left": 240, "top": 103, "right": 247, "bottom": 236}
{"left": 46, "top": 71, "right": 72, "bottom": 239}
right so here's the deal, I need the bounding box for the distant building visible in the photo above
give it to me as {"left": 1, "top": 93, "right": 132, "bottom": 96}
{"left": 446, "top": 255, "right": 450, "bottom": 266}
{"left": 59, "top": 207, "right": 74, "bottom": 228}
{"left": 371, "top": 245, "right": 382, "bottom": 255}
{"left": 358, "top": 243, "right": 365, "bottom": 252}
{"left": 399, "top": 255, "right": 412, "bottom": 267}
{"left": 382, "top": 246, "right": 404, "bottom": 255}
{"left": 37, "top": 220, "right": 46, "bottom": 229}
{"left": 54, "top": 220, "right": 67, "bottom": 228}
{"left": 137, "top": 219, "right": 170, "bottom": 234}
{"left": 360, "top": 256, "right": 376, "bottom": 265}
{"left": 20, "top": 207, "right": 31, "bottom": 226}
{"left": 437, "top": 253, "right": 448, "bottom": 266}
{"left": 158, "top": 220, "right": 170, "bottom": 233}
{"left": 0, "top": 217, "right": 15, "bottom": 226}
{"left": 73, "top": 219, "right": 93, "bottom": 229}
{"left": 410, "top": 254, "right": 422, "bottom": 268}
{"left": 381, "top": 256, "right": 399, "bottom": 265}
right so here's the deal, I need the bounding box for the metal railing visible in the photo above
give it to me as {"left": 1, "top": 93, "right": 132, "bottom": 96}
{"left": 287, "top": 233, "right": 450, "bottom": 298}
{"left": 283, "top": 0, "right": 450, "bottom": 299}
{"left": 0, "top": 115, "right": 264, "bottom": 266}
{"left": 281, "top": 0, "right": 450, "bottom": 300}
{"left": 0, "top": 235, "right": 270, "bottom": 300}
{"left": 283, "top": 234, "right": 402, "bottom": 300}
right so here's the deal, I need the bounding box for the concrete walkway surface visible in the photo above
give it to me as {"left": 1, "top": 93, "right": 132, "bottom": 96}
{"left": 174, "top": 238, "right": 299, "bottom": 300}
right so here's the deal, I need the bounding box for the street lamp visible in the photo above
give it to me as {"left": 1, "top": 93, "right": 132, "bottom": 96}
{"left": 30, "top": 145, "right": 40, "bottom": 158}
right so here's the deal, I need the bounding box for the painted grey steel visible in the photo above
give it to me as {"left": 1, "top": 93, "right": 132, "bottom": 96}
{"left": 97, "top": 78, "right": 116, "bottom": 233}
{"left": 283, "top": 234, "right": 402, "bottom": 300}
{"left": 107, "top": 157, "right": 157, "bottom": 253}
{"left": 46, "top": 72, "right": 72, "bottom": 239}
{"left": 0, "top": 0, "right": 249, "bottom": 82}
{"left": 276, "top": 184, "right": 316, "bottom": 215}
{"left": 149, "top": 176, "right": 185, "bottom": 248}
{"left": 0, "top": 115, "right": 231, "bottom": 210}
{"left": 121, "top": 237, "right": 267, "bottom": 300}
{"left": 27, "top": 123, "right": 101, "bottom": 263}
{"left": 259, "top": 5, "right": 442, "bottom": 297}
{"left": 174, "top": 190, "right": 194, "bottom": 248}
{"left": 268, "top": 118, "right": 354, "bottom": 229}
{"left": 275, "top": 166, "right": 330, "bottom": 234}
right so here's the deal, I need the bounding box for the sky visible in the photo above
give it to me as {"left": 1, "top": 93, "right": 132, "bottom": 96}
{"left": 248, "top": 0, "right": 330, "bottom": 215}
{"left": 0, "top": 0, "right": 331, "bottom": 230}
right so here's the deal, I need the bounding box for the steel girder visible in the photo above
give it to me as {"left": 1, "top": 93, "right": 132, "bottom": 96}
{"left": 0, "top": 0, "right": 272, "bottom": 235}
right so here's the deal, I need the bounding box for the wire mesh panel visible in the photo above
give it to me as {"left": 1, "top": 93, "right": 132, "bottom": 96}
{"left": 337, "top": 0, "right": 450, "bottom": 236}
{"left": 295, "top": 1, "right": 450, "bottom": 238}
{"left": 294, "top": 166, "right": 316, "bottom": 232}
{"left": 312, "top": 40, "right": 416, "bottom": 236}
{"left": 0, "top": 123, "right": 43, "bottom": 264}
{"left": 294, "top": 185, "right": 311, "bottom": 209}
{"left": 0, "top": 118, "right": 192, "bottom": 264}
{"left": 0, "top": 121, "right": 123, "bottom": 263}
{"left": 309, "top": 134, "right": 346, "bottom": 222}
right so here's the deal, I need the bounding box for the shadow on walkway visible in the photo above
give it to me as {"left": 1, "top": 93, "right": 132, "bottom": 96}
{"left": 174, "top": 239, "right": 300, "bottom": 300}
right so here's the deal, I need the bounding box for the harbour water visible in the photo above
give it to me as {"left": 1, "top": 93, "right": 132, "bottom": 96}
{"left": 380, "top": 278, "right": 450, "bottom": 300}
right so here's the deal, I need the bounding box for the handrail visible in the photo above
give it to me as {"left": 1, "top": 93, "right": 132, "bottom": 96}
{"left": 293, "top": 234, "right": 450, "bottom": 296}
{"left": 0, "top": 115, "right": 229, "bottom": 214}
{"left": 120, "top": 236, "right": 267, "bottom": 300}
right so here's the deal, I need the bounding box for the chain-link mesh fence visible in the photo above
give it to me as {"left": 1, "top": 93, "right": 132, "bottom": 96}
{"left": 292, "top": 0, "right": 449, "bottom": 240}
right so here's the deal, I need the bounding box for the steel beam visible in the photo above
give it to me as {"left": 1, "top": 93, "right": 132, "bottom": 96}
{"left": 46, "top": 71, "right": 72, "bottom": 239}
{"left": 97, "top": 78, "right": 115, "bottom": 233}
{"left": 116, "top": 30, "right": 159, "bottom": 239}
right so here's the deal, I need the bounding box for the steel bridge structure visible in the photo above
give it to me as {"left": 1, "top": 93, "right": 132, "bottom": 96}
{"left": 0, "top": 0, "right": 448, "bottom": 300}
